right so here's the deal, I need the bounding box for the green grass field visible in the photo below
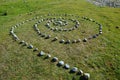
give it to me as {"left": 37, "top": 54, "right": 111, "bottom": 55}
{"left": 0, "top": 0, "right": 120, "bottom": 80}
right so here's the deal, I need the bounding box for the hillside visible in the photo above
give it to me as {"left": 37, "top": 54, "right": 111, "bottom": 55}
{"left": 0, "top": 0, "right": 120, "bottom": 80}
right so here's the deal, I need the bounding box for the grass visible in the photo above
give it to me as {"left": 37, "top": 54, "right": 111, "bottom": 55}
{"left": 0, "top": 0, "right": 120, "bottom": 80}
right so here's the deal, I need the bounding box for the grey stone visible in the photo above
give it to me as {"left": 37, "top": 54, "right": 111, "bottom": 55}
{"left": 45, "top": 35, "right": 51, "bottom": 39}
{"left": 45, "top": 23, "right": 50, "bottom": 27}
{"left": 70, "top": 67, "right": 78, "bottom": 73}
{"left": 33, "top": 48, "right": 38, "bottom": 51}
{"left": 20, "top": 40, "right": 25, "bottom": 44}
{"left": 82, "top": 73, "right": 90, "bottom": 80}
{"left": 46, "top": 54, "right": 51, "bottom": 58}
{"left": 58, "top": 61, "right": 64, "bottom": 66}
{"left": 38, "top": 51, "right": 45, "bottom": 56}
{"left": 99, "top": 31, "right": 102, "bottom": 34}
{"left": 63, "top": 29, "right": 67, "bottom": 31}
{"left": 41, "top": 34, "right": 46, "bottom": 37}
{"left": 93, "top": 35, "right": 97, "bottom": 38}
{"left": 23, "top": 42, "right": 28, "bottom": 46}
{"left": 64, "top": 64, "right": 70, "bottom": 69}
{"left": 59, "top": 39, "right": 65, "bottom": 43}
{"left": 77, "top": 70, "right": 83, "bottom": 75}
{"left": 65, "top": 40, "right": 71, "bottom": 44}
{"left": 34, "top": 24, "right": 38, "bottom": 28}
{"left": 10, "top": 31, "right": 14, "bottom": 35}
{"left": 28, "top": 44, "right": 33, "bottom": 49}
{"left": 72, "top": 40, "right": 77, "bottom": 43}
{"left": 75, "top": 25, "right": 79, "bottom": 28}
{"left": 77, "top": 39, "right": 81, "bottom": 43}
{"left": 52, "top": 57, "right": 58, "bottom": 62}
{"left": 13, "top": 34, "right": 19, "bottom": 40}
{"left": 53, "top": 37, "right": 58, "bottom": 41}
{"left": 83, "top": 38, "right": 87, "bottom": 42}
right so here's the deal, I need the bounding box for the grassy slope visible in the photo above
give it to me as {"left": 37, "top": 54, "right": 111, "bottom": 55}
{"left": 0, "top": 0, "right": 120, "bottom": 80}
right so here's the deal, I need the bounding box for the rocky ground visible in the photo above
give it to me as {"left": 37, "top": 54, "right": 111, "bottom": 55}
{"left": 87, "top": 0, "right": 120, "bottom": 7}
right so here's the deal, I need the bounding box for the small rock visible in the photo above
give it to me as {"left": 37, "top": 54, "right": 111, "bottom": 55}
{"left": 77, "top": 70, "right": 83, "bottom": 75}
{"left": 59, "top": 39, "right": 65, "bottom": 43}
{"left": 38, "top": 51, "right": 45, "bottom": 56}
{"left": 70, "top": 67, "right": 78, "bottom": 73}
{"left": 64, "top": 64, "right": 70, "bottom": 69}
{"left": 19, "top": 40, "right": 25, "bottom": 44}
{"left": 53, "top": 37, "right": 58, "bottom": 41}
{"left": 93, "top": 35, "right": 97, "bottom": 38}
{"left": 41, "top": 34, "right": 46, "bottom": 37}
{"left": 33, "top": 48, "right": 38, "bottom": 51}
{"left": 77, "top": 39, "right": 81, "bottom": 43}
{"left": 23, "top": 42, "right": 28, "bottom": 46}
{"left": 99, "top": 31, "right": 102, "bottom": 34}
{"left": 58, "top": 61, "right": 64, "bottom": 66}
{"left": 52, "top": 57, "right": 58, "bottom": 62}
{"left": 28, "top": 44, "right": 33, "bottom": 49}
{"left": 46, "top": 54, "right": 51, "bottom": 58}
{"left": 72, "top": 40, "right": 77, "bottom": 43}
{"left": 65, "top": 40, "right": 71, "bottom": 44}
{"left": 82, "top": 73, "right": 90, "bottom": 80}
{"left": 83, "top": 38, "right": 87, "bottom": 42}
{"left": 45, "top": 35, "right": 51, "bottom": 39}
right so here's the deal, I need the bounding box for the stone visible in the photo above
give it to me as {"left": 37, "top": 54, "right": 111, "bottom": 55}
{"left": 23, "top": 42, "right": 28, "bottom": 46}
{"left": 63, "top": 29, "right": 67, "bottom": 31}
{"left": 77, "top": 39, "right": 81, "bottom": 43}
{"left": 70, "top": 67, "right": 78, "bottom": 73}
{"left": 58, "top": 61, "right": 64, "bottom": 66}
{"left": 99, "top": 31, "right": 102, "bottom": 34}
{"left": 75, "top": 25, "right": 79, "bottom": 28}
{"left": 77, "top": 70, "right": 83, "bottom": 75}
{"left": 38, "top": 51, "right": 45, "bottom": 56}
{"left": 28, "top": 44, "right": 33, "bottom": 49}
{"left": 55, "top": 28, "right": 58, "bottom": 31}
{"left": 83, "top": 38, "right": 87, "bottom": 42}
{"left": 64, "top": 64, "right": 70, "bottom": 69}
{"left": 72, "top": 40, "right": 77, "bottom": 43}
{"left": 65, "top": 40, "right": 71, "bottom": 44}
{"left": 53, "top": 37, "right": 58, "bottom": 41}
{"left": 69, "top": 28, "right": 73, "bottom": 31}
{"left": 93, "top": 35, "right": 97, "bottom": 38}
{"left": 13, "top": 34, "right": 19, "bottom": 40}
{"left": 76, "top": 21, "right": 80, "bottom": 25}
{"left": 89, "top": 18, "right": 93, "bottom": 21}
{"left": 45, "top": 35, "right": 51, "bottom": 39}
{"left": 34, "top": 24, "right": 38, "bottom": 28}
{"left": 82, "top": 73, "right": 90, "bottom": 80}
{"left": 99, "top": 25, "right": 102, "bottom": 30}
{"left": 45, "top": 23, "right": 50, "bottom": 27}
{"left": 46, "top": 54, "right": 51, "bottom": 58}
{"left": 41, "top": 34, "right": 46, "bottom": 37}
{"left": 59, "top": 39, "right": 65, "bottom": 43}
{"left": 10, "top": 31, "right": 14, "bottom": 35}
{"left": 20, "top": 40, "right": 25, "bottom": 44}
{"left": 33, "top": 48, "right": 38, "bottom": 51}
{"left": 52, "top": 57, "right": 58, "bottom": 62}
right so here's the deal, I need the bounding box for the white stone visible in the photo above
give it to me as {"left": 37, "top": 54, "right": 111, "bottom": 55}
{"left": 71, "top": 67, "right": 78, "bottom": 73}
{"left": 58, "top": 61, "right": 64, "bottom": 66}
{"left": 52, "top": 57, "right": 58, "bottom": 62}
{"left": 64, "top": 64, "right": 70, "bottom": 69}
{"left": 38, "top": 51, "right": 45, "bottom": 56}
{"left": 83, "top": 73, "right": 90, "bottom": 80}
{"left": 46, "top": 54, "right": 51, "bottom": 58}
{"left": 28, "top": 44, "right": 33, "bottom": 49}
